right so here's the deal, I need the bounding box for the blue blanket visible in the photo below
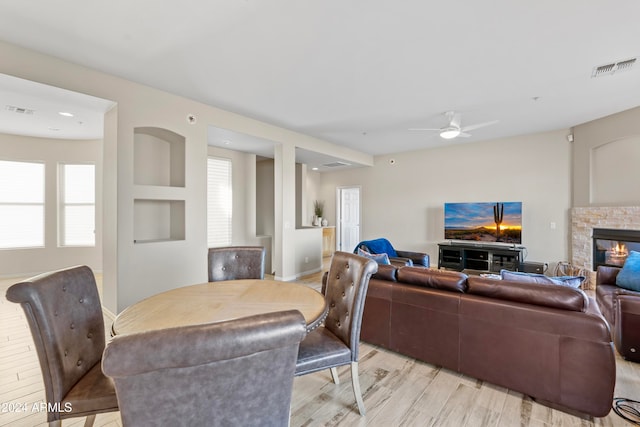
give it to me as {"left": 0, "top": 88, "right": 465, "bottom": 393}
{"left": 354, "top": 238, "right": 398, "bottom": 258}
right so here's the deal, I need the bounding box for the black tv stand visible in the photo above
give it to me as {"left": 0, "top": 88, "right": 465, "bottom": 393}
{"left": 438, "top": 242, "right": 524, "bottom": 272}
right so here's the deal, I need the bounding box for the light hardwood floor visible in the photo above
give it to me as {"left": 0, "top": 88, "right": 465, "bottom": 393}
{"left": 2, "top": 269, "right": 640, "bottom": 427}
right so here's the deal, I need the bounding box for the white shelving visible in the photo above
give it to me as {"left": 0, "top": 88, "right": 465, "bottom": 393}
{"left": 133, "top": 127, "right": 186, "bottom": 244}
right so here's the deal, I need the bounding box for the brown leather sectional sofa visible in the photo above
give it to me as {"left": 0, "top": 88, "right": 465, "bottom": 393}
{"left": 360, "top": 265, "right": 616, "bottom": 417}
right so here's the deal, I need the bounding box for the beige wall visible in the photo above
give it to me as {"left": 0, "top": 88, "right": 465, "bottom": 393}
{"left": 0, "top": 133, "right": 102, "bottom": 276}
{"left": 256, "top": 158, "right": 275, "bottom": 238}
{"left": 572, "top": 106, "right": 640, "bottom": 207}
{"left": 319, "top": 130, "right": 573, "bottom": 267}
{"left": 3, "top": 39, "right": 637, "bottom": 299}
{"left": 1, "top": 40, "right": 371, "bottom": 312}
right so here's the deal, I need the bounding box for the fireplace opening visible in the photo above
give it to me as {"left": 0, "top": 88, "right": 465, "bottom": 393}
{"left": 593, "top": 228, "right": 640, "bottom": 270}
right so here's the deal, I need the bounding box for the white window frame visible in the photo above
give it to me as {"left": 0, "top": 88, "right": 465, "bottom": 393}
{"left": 207, "top": 156, "right": 232, "bottom": 247}
{"left": 0, "top": 159, "right": 45, "bottom": 249}
{"left": 58, "top": 163, "right": 96, "bottom": 247}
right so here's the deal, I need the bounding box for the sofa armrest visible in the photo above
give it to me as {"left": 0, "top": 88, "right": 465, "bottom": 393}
{"left": 615, "top": 294, "right": 640, "bottom": 362}
{"left": 596, "top": 266, "right": 620, "bottom": 286}
{"left": 395, "top": 250, "right": 429, "bottom": 267}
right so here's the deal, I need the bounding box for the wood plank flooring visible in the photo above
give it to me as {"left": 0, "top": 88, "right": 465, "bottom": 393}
{"left": 2, "top": 270, "right": 640, "bottom": 426}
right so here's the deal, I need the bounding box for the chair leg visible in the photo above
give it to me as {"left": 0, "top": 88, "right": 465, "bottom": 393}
{"left": 84, "top": 414, "right": 96, "bottom": 427}
{"left": 351, "top": 362, "right": 366, "bottom": 416}
{"left": 330, "top": 367, "right": 340, "bottom": 384}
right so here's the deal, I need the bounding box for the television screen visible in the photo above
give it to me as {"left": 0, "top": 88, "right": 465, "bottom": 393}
{"left": 444, "top": 202, "right": 522, "bottom": 244}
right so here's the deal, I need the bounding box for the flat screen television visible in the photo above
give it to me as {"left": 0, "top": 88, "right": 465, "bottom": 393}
{"left": 444, "top": 202, "right": 522, "bottom": 244}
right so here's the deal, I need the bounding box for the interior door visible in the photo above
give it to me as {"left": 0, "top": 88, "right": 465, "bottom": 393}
{"left": 337, "top": 186, "right": 360, "bottom": 252}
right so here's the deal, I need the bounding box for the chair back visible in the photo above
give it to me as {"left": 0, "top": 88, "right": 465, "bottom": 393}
{"left": 102, "top": 310, "right": 306, "bottom": 427}
{"left": 208, "top": 246, "right": 266, "bottom": 281}
{"left": 323, "top": 251, "right": 378, "bottom": 360}
{"left": 5, "top": 265, "right": 106, "bottom": 408}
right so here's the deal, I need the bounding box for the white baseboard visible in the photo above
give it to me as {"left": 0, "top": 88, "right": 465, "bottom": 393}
{"left": 275, "top": 266, "right": 322, "bottom": 282}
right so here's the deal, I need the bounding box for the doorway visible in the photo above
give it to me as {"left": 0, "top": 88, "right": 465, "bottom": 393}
{"left": 337, "top": 186, "right": 361, "bottom": 252}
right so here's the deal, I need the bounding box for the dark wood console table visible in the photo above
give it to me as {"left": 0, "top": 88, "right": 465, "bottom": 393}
{"left": 438, "top": 242, "right": 524, "bottom": 272}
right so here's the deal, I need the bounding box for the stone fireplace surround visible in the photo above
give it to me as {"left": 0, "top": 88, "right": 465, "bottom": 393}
{"left": 571, "top": 206, "right": 640, "bottom": 289}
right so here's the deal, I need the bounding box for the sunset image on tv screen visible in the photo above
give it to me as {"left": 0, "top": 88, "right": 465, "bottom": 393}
{"left": 444, "top": 202, "right": 522, "bottom": 244}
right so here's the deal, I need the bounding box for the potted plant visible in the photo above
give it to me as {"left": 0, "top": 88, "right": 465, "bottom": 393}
{"left": 313, "top": 200, "right": 324, "bottom": 226}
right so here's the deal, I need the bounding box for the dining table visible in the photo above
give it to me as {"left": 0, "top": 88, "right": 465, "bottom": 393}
{"left": 111, "top": 279, "right": 328, "bottom": 336}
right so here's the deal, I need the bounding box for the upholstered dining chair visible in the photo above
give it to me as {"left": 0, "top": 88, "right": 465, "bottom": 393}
{"left": 208, "top": 245, "right": 266, "bottom": 281}
{"left": 295, "top": 251, "right": 378, "bottom": 416}
{"left": 5, "top": 265, "right": 118, "bottom": 427}
{"left": 102, "top": 310, "right": 306, "bottom": 427}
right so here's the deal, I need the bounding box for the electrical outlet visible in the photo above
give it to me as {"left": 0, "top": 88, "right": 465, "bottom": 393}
{"left": 304, "top": 257, "right": 309, "bottom": 263}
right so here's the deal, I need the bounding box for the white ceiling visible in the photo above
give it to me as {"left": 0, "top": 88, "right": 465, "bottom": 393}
{"left": 0, "top": 73, "right": 114, "bottom": 140}
{"left": 1, "top": 1, "right": 639, "bottom": 158}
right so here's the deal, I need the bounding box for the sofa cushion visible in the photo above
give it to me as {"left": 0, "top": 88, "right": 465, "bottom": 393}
{"left": 616, "top": 251, "right": 640, "bottom": 291}
{"left": 357, "top": 247, "right": 390, "bottom": 265}
{"left": 372, "top": 263, "right": 397, "bottom": 281}
{"left": 396, "top": 267, "right": 468, "bottom": 293}
{"left": 500, "top": 269, "right": 584, "bottom": 288}
{"left": 467, "top": 276, "right": 589, "bottom": 312}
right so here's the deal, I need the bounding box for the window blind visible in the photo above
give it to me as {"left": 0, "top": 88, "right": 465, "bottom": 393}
{"left": 60, "top": 164, "right": 95, "bottom": 246}
{"left": 207, "top": 157, "right": 232, "bottom": 247}
{"left": 0, "top": 160, "right": 45, "bottom": 249}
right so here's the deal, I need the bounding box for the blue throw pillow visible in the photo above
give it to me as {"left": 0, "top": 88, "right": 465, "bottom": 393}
{"left": 501, "top": 269, "right": 584, "bottom": 289}
{"left": 357, "top": 247, "right": 391, "bottom": 265}
{"left": 616, "top": 251, "right": 640, "bottom": 291}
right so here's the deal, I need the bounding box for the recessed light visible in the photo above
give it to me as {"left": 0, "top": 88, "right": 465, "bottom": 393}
{"left": 58, "top": 111, "right": 74, "bottom": 117}
{"left": 312, "top": 167, "right": 319, "bottom": 171}
{"left": 48, "top": 127, "right": 61, "bottom": 131}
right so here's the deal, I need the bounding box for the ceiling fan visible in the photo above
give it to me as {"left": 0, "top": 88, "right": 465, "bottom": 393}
{"left": 409, "top": 111, "right": 499, "bottom": 140}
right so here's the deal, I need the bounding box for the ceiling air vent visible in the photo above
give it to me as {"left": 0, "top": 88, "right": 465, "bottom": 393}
{"left": 322, "top": 161, "right": 351, "bottom": 168}
{"left": 592, "top": 57, "right": 637, "bottom": 78}
{"left": 5, "top": 105, "right": 35, "bottom": 114}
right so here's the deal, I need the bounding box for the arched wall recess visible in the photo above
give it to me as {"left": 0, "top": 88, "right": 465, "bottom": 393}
{"left": 591, "top": 135, "right": 640, "bottom": 205}
{"left": 133, "top": 126, "right": 186, "bottom": 243}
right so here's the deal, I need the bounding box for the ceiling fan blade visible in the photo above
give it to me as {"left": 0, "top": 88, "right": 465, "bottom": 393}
{"left": 408, "top": 128, "right": 441, "bottom": 131}
{"left": 458, "top": 132, "right": 472, "bottom": 138}
{"left": 461, "top": 120, "right": 499, "bottom": 132}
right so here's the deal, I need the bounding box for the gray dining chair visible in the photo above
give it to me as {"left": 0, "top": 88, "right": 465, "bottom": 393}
{"left": 208, "top": 245, "right": 266, "bottom": 281}
{"left": 102, "top": 310, "right": 307, "bottom": 426}
{"left": 5, "top": 265, "right": 119, "bottom": 427}
{"left": 294, "top": 251, "right": 378, "bottom": 415}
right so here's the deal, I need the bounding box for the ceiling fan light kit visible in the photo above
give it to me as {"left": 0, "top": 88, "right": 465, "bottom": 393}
{"left": 439, "top": 127, "right": 461, "bottom": 139}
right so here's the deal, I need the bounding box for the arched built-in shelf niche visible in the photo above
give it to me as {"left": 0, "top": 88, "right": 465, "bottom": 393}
{"left": 133, "top": 127, "right": 186, "bottom": 243}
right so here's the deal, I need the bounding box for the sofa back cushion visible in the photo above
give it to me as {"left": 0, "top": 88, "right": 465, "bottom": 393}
{"left": 466, "top": 276, "right": 589, "bottom": 312}
{"left": 372, "top": 263, "right": 398, "bottom": 281}
{"left": 396, "top": 267, "right": 467, "bottom": 293}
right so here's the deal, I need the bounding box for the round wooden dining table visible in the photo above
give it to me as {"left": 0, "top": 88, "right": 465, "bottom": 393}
{"left": 111, "top": 279, "right": 328, "bottom": 336}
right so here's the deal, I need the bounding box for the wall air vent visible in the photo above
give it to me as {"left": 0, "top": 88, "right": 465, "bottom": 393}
{"left": 5, "top": 105, "right": 35, "bottom": 114}
{"left": 592, "top": 57, "right": 637, "bottom": 78}
{"left": 322, "top": 161, "right": 351, "bottom": 168}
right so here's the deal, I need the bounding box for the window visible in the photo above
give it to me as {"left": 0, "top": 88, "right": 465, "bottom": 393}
{"left": 0, "top": 160, "right": 45, "bottom": 249}
{"left": 207, "top": 157, "right": 232, "bottom": 247}
{"left": 59, "top": 164, "right": 95, "bottom": 246}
